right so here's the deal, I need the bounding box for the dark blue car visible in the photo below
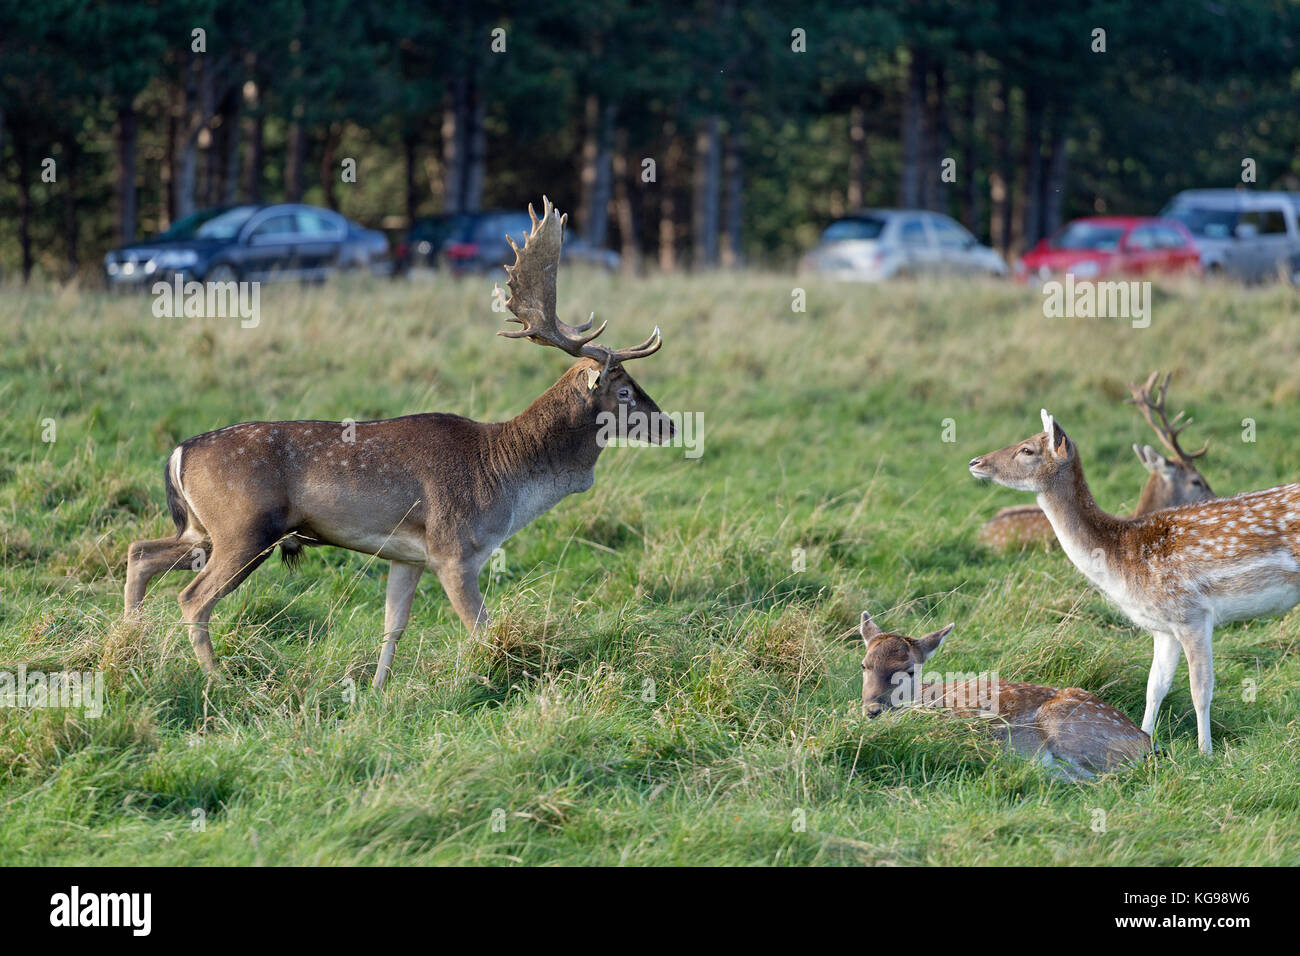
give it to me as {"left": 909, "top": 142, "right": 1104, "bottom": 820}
{"left": 104, "top": 203, "right": 391, "bottom": 286}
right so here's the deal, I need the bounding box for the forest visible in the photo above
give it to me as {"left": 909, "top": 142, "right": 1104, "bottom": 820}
{"left": 1, "top": 0, "right": 1298, "bottom": 280}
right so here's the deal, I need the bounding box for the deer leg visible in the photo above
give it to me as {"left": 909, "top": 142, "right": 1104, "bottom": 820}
{"left": 1141, "top": 631, "right": 1182, "bottom": 739}
{"left": 1175, "top": 621, "right": 1216, "bottom": 754}
{"left": 177, "top": 536, "right": 276, "bottom": 675}
{"left": 125, "top": 536, "right": 208, "bottom": 615}
{"left": 372, "top": 561, "right": 424, "bottom": 691}
{"left": 434, "top": 559, "right": 489, "bottom": 634}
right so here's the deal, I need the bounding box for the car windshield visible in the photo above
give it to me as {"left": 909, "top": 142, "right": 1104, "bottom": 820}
{"left": 822, "top": 217, "right": 887, "bottom": 242}
{"left": 194, "top": 206, "right": 260, "bottom": 240}
{"left": 1165, "top": 206, "right": 1239, "bottom": 239}
{"left": 1050, "top": 223, "right": 1125, "bottom": 251}
{"left": 155, "top": 209, "right": 225, "bottom": 241}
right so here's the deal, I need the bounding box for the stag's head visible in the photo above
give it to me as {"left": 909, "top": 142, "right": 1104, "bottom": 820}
{"left": 497, "top": 197, "right": 673, "bottom": 443}
{"left": 1128, "top": 371, "right": 1214, "bottom": 510}
{"left": 969, "top": 409, "right": 1077, "bottom": 493}
{"left": 859, "top": 610, "right": 954, "bottom": 717}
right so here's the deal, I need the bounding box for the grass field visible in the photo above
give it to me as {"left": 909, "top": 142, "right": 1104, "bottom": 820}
{"left": 1, "top": 270, "right": 1299, "bottom": 865}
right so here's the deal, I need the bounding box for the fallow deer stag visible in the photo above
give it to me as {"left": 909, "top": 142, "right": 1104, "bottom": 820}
{"left": 978, "top": 371, "right": 1214, "bottom": 551}
{"left": 124, "top": 197, "right": 672, "bottom": 689}
{"left": 859, "top": 610, "right": 1150, "bottom": 777}
{"left": 970, "top": 408, "right": 1300, "bottom": 753}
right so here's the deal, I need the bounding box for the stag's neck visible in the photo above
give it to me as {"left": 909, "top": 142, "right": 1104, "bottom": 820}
{"left": 1036, "top": 456, "right": 1127, "bottom": 572}
{"left": 494, "top": 373, "right": 602, "bottom": 491}
{"left": 1131, "top": 473, "right": 1164, "bottom": 517}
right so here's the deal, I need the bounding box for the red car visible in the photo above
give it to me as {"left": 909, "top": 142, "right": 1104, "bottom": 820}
{"left": 1016, "top": 216, "right": 1201, "bottom": 281}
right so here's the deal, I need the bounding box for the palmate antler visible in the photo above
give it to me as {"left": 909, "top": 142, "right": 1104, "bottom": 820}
{"left": 1128, "top": 370, "right": 1209, "bottom": 464}
{"left": 496, "top": 196, "right": 661, "bottom": 365}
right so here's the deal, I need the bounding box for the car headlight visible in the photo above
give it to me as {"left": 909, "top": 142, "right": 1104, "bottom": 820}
{"left": 154, "top": 250, "right": 199, "bottom": 268}
{"left": 1069, "top": 260, "right": 1100, "bottom": 279}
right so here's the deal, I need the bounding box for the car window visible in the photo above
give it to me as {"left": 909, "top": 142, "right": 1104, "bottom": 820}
{"left": 822, "top": 217, "right": 887, "bottom": 241}
{"left": 249, "top": 214, "right": 298, "bottom": 239}
{"left": 1125, "top": 227, "right": 1158, "bottom": 250}
{"left": 1165, "top": 206, "right": 1238, "bottom": 239}
{"left": 1051, "top": 222, "right": 1124, "bottom": 251}
{"left": 898, "top": 217, "right": 929, "bottom": 246}
{"left": 931, "top": 217, "right": 972, "bottom": 248}
{"left": 195, "top": 206, "right": 259, "bottom": 240}
{"left": 295, "top": 210, "right": 342, "bottom": 237}
{"left": 1155, "top": 226, "right": 1190, "bottom": 249}
{"left": 1239, "top": 210, "right": 1287, "bottom": 235}
{"left": 157, "top": 208, "right": 225, "bottom": 241}
{"left": 476, "top": 214, "right": 530, "bottom": 244}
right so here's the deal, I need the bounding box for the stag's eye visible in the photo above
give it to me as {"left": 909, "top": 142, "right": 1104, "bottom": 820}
{"left": 617, "top": 387, "right": 632, "bottom": 402}
{"left": 1019, "top": 446, "right": 1035, "bottom": 456}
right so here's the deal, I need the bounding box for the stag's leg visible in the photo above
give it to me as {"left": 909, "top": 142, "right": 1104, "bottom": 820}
{"left": 1141, "top": 630, "right": 1182, "bottom": 739}
{"left": 125, "top": 536, "right": 207, "bottom": 615}
{"left": 434, "top": 558, "right": 489, "bottom": 634}
{"left": 1175, "top": 621, "right": 1216, "bottom": 754}
{"left": 372, "top": 561, "right": 424, "bottom": 691}
{"left": 177, "top": 534, "right": 276, "bottom": 675}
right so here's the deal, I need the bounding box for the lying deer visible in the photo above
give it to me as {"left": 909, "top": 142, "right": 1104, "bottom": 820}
{"left": 859, "top": 610, "right": 1150, "bottom": 777}
{"left": 978, "top": 372, "right": 1214, "bottom": 551}
{"left": 125, "top": 198, "right": 672, "bottom": 689}
{"left": 970, "top": 408, "right": 1300, "bottom": 753}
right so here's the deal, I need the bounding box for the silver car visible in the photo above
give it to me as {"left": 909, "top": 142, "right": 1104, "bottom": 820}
{"left": 798, "top": 210, "right": 1008, "bottom": 281}
{"left": 1161, "top": 189, "right": 1300, "bottom": 282}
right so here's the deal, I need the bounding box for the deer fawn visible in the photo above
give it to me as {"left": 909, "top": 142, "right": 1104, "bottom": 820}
{"left": 125, "top": 198, "right": 672, "bottom": 689}
{"left": 970, "top": 406, "right": 1300, "bottom": 754}
{"left": 978, "top": 372, "right": 1214, "bottom": 551}
{"left": 860, "top": 610, "right": 1151, "bottom": 777}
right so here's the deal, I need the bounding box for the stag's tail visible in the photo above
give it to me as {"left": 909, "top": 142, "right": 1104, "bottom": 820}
{"left": 164, "top": 447, "right": 189, "bottom": 537}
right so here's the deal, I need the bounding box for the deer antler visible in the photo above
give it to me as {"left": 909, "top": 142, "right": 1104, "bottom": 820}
{"left": 496, "top": 197, "right": 661, "bottom": 364}
{"left": 1127, "top": 370, "right": 1208, "bottom": 464}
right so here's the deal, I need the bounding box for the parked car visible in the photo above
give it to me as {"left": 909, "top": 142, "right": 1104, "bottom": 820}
{"left": 798, "top": 210, "right": 1008, "bottom": 280}
{"left": 104, "top": 203, "right": 392, "bottom": 286}
{"left": 1015, "top": 216, "right": 1200, "bottom": 282}
{"left": 393, "top": 212, "right": 473, "bottom": 273}
{"left": 439, "top": 209, "right": 620, "bottom": 275}
{"left": 1161, "top": 189, "right": 1300, "bottom": 281}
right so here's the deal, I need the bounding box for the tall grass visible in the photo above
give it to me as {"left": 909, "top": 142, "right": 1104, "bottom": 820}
{"left": 1, "top": 272, "right": 1298, "bottom": 864}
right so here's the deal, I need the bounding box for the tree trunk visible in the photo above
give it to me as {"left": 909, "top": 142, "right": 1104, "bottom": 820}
{"left": 320, "top": 122, "right": 341, "bottom": 210}
{"left": 578, "top": 95, "right": 616, "bottom": 246}
{"left": 464, "top": 94, "right": 486, "bottom": 213}
{"left": 612, "top": 126, "right": 640, "bottom": 275}
{"left": 244, "top": 102, "right": 264, "bottom": 202}
{"left": 174, "top": 53, "right": 200, "bottom": 219}
{"left": 658, "top": 123, "right": 683, "bottom": 272}
{"left": 691, "top": 114, "right": 721, "bottom": 269}
{"left": 721, "top": 123, "right": 743, "bottom": 268}
{"left": 163, "top": 86, "right": 179, "bottom": 227}
{"left": 1020, "top": 87, "right": 1045, "bottom": 250}
{"left": 989, "top": 79, "right": 1012, "bottom": 256}
{"left": 848, "top": 99, "right": 867, "bottom": 210}
{"left": 961, "top": 83, "right": 979, "bottom": 235}
{"left": 63, "top": 144, "right": 79, "bottom": 278}
{"left": 1042, "top": 113, "right": 1069, "bottom": 238}
{"left": 115, "top": 103, "right": 138, "bottom": 245}
{"left": 899, "top": 49, "right": 925, "bottom": 208}
{"left": 285, "top": 113, "right": 306, "bottom": 203}
{"left": 16, "top": 142, "right": 32, "bottom": 281}
{"left": 442, "top": 71, "right": 485, "bottom": 213}
{"left": 926, "top": 65, "right": 948, "bottom": 213}
{"left": 403, "top": 129, "right": 419, "bottom": 224}
{"left": 221, "top": 87, "right": 242, "bottom": 205}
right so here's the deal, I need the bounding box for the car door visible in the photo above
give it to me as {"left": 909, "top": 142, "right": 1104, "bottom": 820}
{"left": 294, "top": 209, "right": 346, "bottom": 277}
{"left": 895, "top": 215, "right": 936, "bottom": 275}
{"left": 1120, "top": 226, "right": 1161, "bottom": 275}
{"left": 242, "top": 212, "right": 300, "bottom": 281}
{"left": 930, "top": 216, "right": 980, "bottom": 273}
{"left": 1251, "top": 207, "right": 1292, "bottom": 280}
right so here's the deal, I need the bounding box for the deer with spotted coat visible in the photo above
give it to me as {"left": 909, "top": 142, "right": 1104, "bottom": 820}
{"left": 970, "top": 408, "right": 1300, "bottom": 753}
{"left": 978, "top": 372, "right": 1215, "bottom": 551}
{"left": 859, "top": 610, "right": 1150, "bottom": 777}
{"left": 124, "top": 198, "right": 672, "bottom": 689}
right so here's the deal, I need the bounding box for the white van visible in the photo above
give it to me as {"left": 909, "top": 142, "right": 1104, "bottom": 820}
{"left": 1161, "top": 189, "right": 1300, "bottom": 281}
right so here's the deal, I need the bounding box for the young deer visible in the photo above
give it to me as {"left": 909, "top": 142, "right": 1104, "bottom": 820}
{"left": 970, "top": 408, "right": 1300, "bottom": 753}
{"left": 125, "top": 198, "right": 672, "bottom": 689}
{"left": 978, "top": 372, "right": 1214, "bottom": 551}
{"left": 860, "top": 610, "right": 1150, "bottom": 777}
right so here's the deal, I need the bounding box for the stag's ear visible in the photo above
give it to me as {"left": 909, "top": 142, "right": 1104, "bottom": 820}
{"left": 1134, "top": 444, "right": 1169, "bottom": 475}
{"left": 860, "top": 610, "right": 883, "bottom": 645}
{"left": 1042, "top": 410, "right": 1070, "bottom": 460}
{"left": 584, "top": 367, "right": 601, "bottom": 391}
{"left": 915, "top": 623, "right": 953, "bottom": 660}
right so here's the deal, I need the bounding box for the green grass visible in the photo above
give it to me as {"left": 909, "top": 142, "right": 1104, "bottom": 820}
{"left": 1, "top": 271, "right": 1299, "bottom": 865}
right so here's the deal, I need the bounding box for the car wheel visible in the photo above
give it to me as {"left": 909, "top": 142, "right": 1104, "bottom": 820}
{"left": 206, "top": 263, "right": 239, "bottom": 283}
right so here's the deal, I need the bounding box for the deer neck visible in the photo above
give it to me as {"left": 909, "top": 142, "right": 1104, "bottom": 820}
{"left": 1035, "top": 455, "right": 1126, "bottom": 572}
{"left": 1131, "top": 472, "right": 1164, "bottom": 517}
{"left": 495, "top": 374, "right": 602, "bottom": 493}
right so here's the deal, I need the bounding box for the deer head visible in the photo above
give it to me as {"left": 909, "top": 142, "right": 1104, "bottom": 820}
{"left": 496, "top": 197, "right": 673, "bottom": 443}
{"left": 860, "top": 609, "right": 954, "bottom": 716}
{"left": 1128, "top": 371, "right": 1214, "bottom": 509}
{"left": 969, "top": 409, "right": 1077, "bottom": 494}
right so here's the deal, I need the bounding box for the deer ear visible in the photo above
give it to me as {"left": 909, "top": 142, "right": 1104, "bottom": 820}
{"left": 860, "top": 610, "right": 882, "bottom": 644}
{"left": 916, "top": 623, "right": 953, "bottom": 660}
{"left": 1133, "top": 443, "right": 1155, "bottom": 472}
{"left": 1041, "top": 410, "right": 1069, "bottom": 460}
{"left": 584, "top": 367, "right": 600, "bottom": 391}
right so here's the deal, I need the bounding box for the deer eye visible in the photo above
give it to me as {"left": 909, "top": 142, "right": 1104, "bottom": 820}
{"left": 1019, "top": 446, "right": 1035, "bottom": 456}
{"left": 617, "top": 387, "right": 632, "bottom": 402}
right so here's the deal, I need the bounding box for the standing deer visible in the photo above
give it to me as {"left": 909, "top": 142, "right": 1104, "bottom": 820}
{"left": 969, "top": 408, "right": 1300, "bottom": 753}
{"left": 978, "top": 371, "right": 1215, "bottom": 551}
{"left": 859, "top": 610, "right": 1150, "bottom": 777}
{"left": 124, "top": 198, "right": 672, "bottom": 689}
